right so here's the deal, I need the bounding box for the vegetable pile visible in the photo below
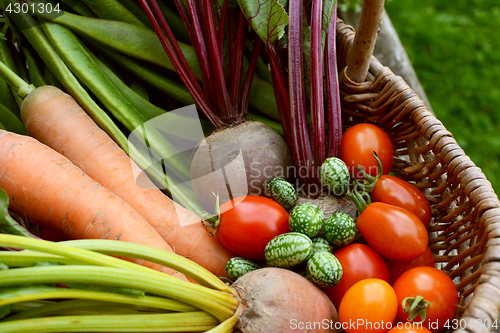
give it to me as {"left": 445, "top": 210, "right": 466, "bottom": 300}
{"left": 0, "top": 0, "right": 463, "bottom": 332}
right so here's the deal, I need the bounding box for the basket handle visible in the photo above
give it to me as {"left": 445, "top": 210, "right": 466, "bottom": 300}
{"left": 345, "top": 0, "right": 386, "bottom": 83}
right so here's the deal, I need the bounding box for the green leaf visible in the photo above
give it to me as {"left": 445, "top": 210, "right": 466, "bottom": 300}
{"left": 0, "top": 189, "right": 33, "bottom": 238}
{"left": 237, "top": 0, "right": 289, "bottom": 44}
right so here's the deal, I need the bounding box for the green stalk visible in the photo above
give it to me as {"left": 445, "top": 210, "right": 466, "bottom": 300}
{"left": 9, "top": 301, "right": 50, "bottom": 314}
{"left": 206, "top": 305, "right": 243, "bottom": 333}
{"left": 0, "top": 311, "right": 218, "bottom": 332}
{"left": 6, "top": 300, "right": 159, "bottom": 321}
{"left": 0, "top": 265, "right": 238, "bottom": 321}
{"left": 0, "top": 59, "right": 34, "bottom": 98}
{"left": 0, "top": 235, "right": 233, "bottom": 293}
{"left": 60, "top": 239, "right": 233, "bottom": 292}
{"left": 0, "top": 289, "right": 197, "bottom": 314}
{"left": 0, "top": 251, "right": 79, "bottom": 267}
{"left": 0, "top": 234, "right": 166, "bottom": 276}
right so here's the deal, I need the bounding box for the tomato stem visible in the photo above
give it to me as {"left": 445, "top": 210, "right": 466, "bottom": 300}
{"left": 355, "top": 152, "right": 384, "bottom": 193}
{"left": 347, "top": 181, "right": 372, "bottom": 215}
{"left": 402, "top": 295, "right": 430, "bottom": 322}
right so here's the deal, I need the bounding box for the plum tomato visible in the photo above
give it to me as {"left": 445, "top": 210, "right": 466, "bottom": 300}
{"left": 325, "top": 243, "right": 390, "bottom": 310}
{"left": 341, "top": 123, "right": 394, "bottom": 179}
{"left": 371, "top": 175, "right": 432, "bottom": 227}
{"left": 216, "top": 195, "right": 290, "bottom": 260}
{"left": 357, "top": 202, "right": 429, "bottom": 261}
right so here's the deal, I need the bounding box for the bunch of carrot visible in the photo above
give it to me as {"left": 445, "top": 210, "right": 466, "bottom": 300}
{"left": 0, "top": 67, "right": 235, "bottom": 279}
{"left": 0, "top": 0, "right": 252, "bottom": 278}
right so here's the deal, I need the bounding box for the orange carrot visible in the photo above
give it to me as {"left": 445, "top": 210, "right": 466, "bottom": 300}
{"left": 21, "top": 86, "right": 235, "bottom": 277}
{"left": 0, "top": 129, "right": 186, "bottom": 279}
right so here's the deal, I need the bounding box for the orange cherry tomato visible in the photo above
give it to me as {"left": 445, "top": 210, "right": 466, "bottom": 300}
{"left": 339, "top": 278, "right": 398, "bottom": 333}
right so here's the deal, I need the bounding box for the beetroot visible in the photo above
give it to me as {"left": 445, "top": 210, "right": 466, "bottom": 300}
{"left": 232, "top": 267, "right": 340, "bottom": 332}
{"left": 190, "top": 121, "right": 292, "bottom": 211}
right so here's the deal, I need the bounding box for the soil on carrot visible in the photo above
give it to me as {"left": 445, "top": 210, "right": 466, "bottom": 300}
{"left": 385, "top": 0, "right": 500, "bottom": 195}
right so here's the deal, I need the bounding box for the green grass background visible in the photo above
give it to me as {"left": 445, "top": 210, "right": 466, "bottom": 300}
{"left": 384, "top": 0, "right": 500, "bottom": 194}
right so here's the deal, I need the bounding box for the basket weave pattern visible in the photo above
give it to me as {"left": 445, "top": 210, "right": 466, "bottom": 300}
{"left": 336, "top": 18, "right": 500, "bottom": 332}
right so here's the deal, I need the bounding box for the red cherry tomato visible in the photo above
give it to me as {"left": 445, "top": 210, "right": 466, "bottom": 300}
{"left": 339, "top": 278, "right": 398, "bottom": 333}
{"left": 384, "top": 247, "right": 435, "bottom": 285}
{"left": 393, "top": 266, "right": 458, "bottom": 332}
{"left": 341, "top": 123, "right": 394, "bottom": 179}
{"left": 325, "top": 243, "right": 390, "bottom": 309}
{"left": 216, "top": 195, "right": 289, "bottom": 259}
{"left": 371, "top": 175, "right": 432, "bottom": 227}
{"left": 357, "top": 202, "right": 429, "bottom": 261}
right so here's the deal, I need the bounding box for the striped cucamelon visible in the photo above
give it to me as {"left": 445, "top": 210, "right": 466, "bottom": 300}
{"left": 288, "top": 202, "right": 324, "bottom": 238}
{"left": 306, "top": 252, "right": 343, "bottom": 288}
{"left": 311, "top": 237, "right": 333, "bottom": 254}
{"left": 324, "top": 213, "right": 356, "bottom": 247}
{"left": 225, "top": 257, "right": 260, "bottom": 281}
{"left": 264, "top": 232, "right": 313, "bottom": 268}
{"left": 320, "top": 157, "right": 350, "bottom": 196}
{"left": 266, "top": 177, "right": 297, "bottom": 209}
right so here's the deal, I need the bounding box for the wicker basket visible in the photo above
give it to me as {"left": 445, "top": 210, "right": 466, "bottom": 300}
{"left": 335, "top": 17, "right": 500, "bottom": 333}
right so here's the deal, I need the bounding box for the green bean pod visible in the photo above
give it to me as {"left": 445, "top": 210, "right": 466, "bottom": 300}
{"left": 21, "top": 47, "right": 46, "bottom": 88}
{"left": 80, "top": 0, "right": 148, "bottom": 28}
